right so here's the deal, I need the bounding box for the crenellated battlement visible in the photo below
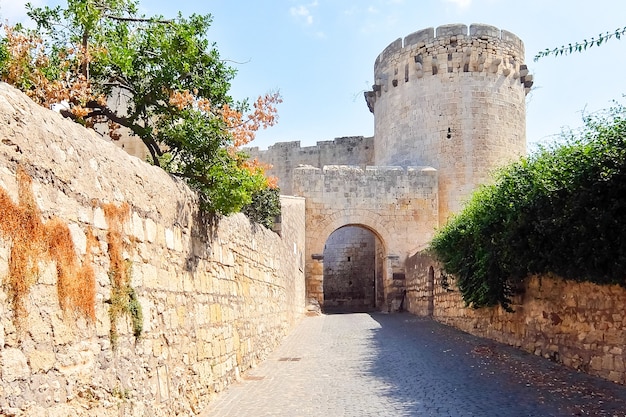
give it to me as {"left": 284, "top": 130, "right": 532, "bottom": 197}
{"left": 365, "top": 24, "right": 532, "bottom": 112}
{"left": 294, "top": 164, "right": 437, "bottom": 177}
{"left": 247, "top": 136, "right": 372, "bottom": 155}
{"left": 247, "top": 136, "right": 374, "bottom": 195}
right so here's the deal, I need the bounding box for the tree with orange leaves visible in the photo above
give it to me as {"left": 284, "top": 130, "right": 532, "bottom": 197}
{"left": 0, "top": 0, "right": 281, "bottom": 224}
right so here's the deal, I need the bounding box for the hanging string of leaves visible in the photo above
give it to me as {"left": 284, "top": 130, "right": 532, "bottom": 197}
{"left": 534, "top": 26, "right": 626, "bottom": 61}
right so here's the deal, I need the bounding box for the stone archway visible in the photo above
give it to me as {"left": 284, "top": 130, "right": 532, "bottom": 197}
{"left": 304, "top": 211, "right": 393, "bottom": 310}
{"left": 322, "top": 225, "right": 384, "bottom": 312}
{"left": 293, "top": 164, "right": 439, "bottom": 312}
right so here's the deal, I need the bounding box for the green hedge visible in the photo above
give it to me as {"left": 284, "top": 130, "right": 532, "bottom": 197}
{"left": 430, "top": 103, "right": 626, "bottom": 310}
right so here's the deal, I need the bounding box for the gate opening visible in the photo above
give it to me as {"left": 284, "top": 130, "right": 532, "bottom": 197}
{"left": 322, "top": 225, "right": 384, "bottom": 312}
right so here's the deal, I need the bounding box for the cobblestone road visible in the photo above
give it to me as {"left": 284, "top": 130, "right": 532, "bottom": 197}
{"left": 201, "top": 313, "right": 626, "bottom": 417}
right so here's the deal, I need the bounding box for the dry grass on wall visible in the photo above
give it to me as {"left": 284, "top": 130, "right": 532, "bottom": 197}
{"left": 0, "top": 166, "right": 96, "bottom": 330}
{"left": 49, "top": 218, "right": 97, "bottom": 321}
{"left": 102, "top": 202, "right": 143, "bottom": 347}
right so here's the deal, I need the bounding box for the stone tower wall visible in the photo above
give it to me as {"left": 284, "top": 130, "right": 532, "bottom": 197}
{"left": 366, "top": 23, "right": 530, "bottom": 222}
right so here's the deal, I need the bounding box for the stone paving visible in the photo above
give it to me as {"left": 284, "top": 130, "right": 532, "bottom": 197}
{"left": 201, "top": 313, "right": 626, "bottom": 417}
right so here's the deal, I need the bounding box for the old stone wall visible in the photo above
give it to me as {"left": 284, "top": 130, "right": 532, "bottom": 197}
{"left": 0, "top": 83, "right": 306, "bottom": 416}
{"left": 406, "top": 251, "right": 626, "bottom": 385}
{"left": 247, "top": 136, "right": 374, "bottom": 195}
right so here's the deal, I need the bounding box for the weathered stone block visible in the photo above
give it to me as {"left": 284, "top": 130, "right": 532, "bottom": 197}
{"left": 1, "top": 348, "right": 30, "bottom": 382}
{"left": 93, "top": 207, "right": 107, "bottom": 230}
{"left": 28, "top": 350, "right": 56, "bottom": 373}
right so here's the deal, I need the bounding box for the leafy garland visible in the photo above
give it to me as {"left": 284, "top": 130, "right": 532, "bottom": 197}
{"left": 534, "top": 26, "right": 626, "bottom": 61}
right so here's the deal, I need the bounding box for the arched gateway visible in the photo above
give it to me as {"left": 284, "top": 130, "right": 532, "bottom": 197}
{"left": 293, "top": 165, "right": 438, "bottom": 311}
{"left": 323, "top": 225, "right": 382, "bottom": 311}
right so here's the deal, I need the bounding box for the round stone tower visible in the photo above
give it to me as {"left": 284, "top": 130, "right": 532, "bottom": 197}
{"left": 365, "top": 24, "right": 531, "bottom": 223}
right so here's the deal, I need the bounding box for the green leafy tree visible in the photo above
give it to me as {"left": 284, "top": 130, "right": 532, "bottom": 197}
{"left": 0, "top": 0, "right": 281, "bottom": 224}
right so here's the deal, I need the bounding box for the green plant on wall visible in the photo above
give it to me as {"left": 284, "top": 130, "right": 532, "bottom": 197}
{"left": 108, "top": 260, "right": 143, "bottom": 347}
{"left": 242, "top": 186, "right": 281, "bottom": 229}
{"left": 431, "top": 102, "right": 626, "bottom": 311}
{"left": 103, "top": 202, "right": 143, "bottom": 348}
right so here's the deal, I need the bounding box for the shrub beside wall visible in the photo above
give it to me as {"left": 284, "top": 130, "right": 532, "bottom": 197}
{"left": 430, "top": 104, "right": 626, "bottom": 311}
{"left": 0, "top": 83, "right": 306, "bottom": 416}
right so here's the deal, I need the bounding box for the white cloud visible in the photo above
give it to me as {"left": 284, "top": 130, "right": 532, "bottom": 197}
{"left": 290, "top": 4, "right": 314, "bottom": 26}
{"left": 443, "top": 0, "right": 472, "bottom": 10}
{"left": 343, "top": 6, "right": 358, "bottom": 16}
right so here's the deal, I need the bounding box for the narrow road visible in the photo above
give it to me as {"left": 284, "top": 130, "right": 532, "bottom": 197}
{"left": 201, "top": 313, "right": 626, "bottom": 417}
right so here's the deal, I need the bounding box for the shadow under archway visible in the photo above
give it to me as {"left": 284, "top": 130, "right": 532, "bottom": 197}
{"left": 322, "top": 225, "right": 384, "bottom": 313}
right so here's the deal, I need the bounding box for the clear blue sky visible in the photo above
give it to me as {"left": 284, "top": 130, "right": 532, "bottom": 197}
{"left": 3, "top": 0, "right": 626, "bottom": 151}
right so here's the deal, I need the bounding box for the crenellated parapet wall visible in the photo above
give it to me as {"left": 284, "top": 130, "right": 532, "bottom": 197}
{"left": 247, "top": 136, "right": 374, "bottom": 195}
{"left": 365, "top": 23, "right": 532, "bottom": 113}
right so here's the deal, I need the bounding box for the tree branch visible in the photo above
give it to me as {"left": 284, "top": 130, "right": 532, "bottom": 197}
{"left": 104, "top": 14, "right": 173, "bottom": 24}
{"left": 104, "top": 76, "right": 137, "bottom": 95}
{"left": 64, "top": 101, "right": 164, "bottom": 166}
